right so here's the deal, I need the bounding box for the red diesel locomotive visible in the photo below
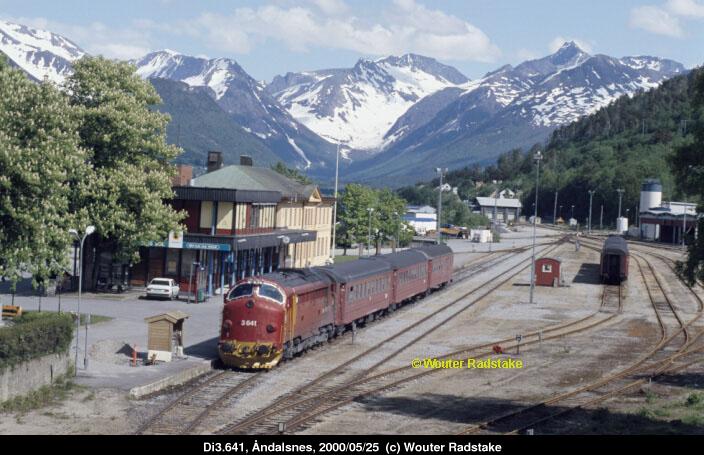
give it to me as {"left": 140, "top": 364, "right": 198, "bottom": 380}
{"left": 218, "top": 245, "right": 453, "bottom": 369}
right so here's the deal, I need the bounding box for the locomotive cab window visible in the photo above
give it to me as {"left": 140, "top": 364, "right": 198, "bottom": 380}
{"left": 227, "top": 283, "right": 253, "bottom": 300}
{"left": 542, "top": 264, "right": 552, "bottom": 273}
{"left": 258, "top": 284, "right": 284, "bottom": 304}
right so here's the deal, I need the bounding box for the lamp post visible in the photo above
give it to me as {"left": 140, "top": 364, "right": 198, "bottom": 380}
{"left": 367, "top": 208, "right": 374, "bottom": 257}
{"left": 330, "top": 142, "right": 341, "bottom": 261}
{"left": 436, "top": 168, "right": 447, "bottom": 244}
{"left": 553, "top": 191, "right": 558, "bottom": 225}
{"left": 529, "top": 150, "right": 543, "bottom": 305}
{"left": 393, "top": 211, "right": 400, "bottom": 253}
{"left": 571, "top": 205, "right": 575, "bottom": 223}
{"left": 683, "top": 197, "right": 687, "bottom": 250}
{"left": 616, "top": 188, "right": 624, "bottom": 219}
{"left": 69, "top": 225, "right": 96, "bottom": 376}
{"left": 588, "top": 190, "right": 595, "bottom": 234}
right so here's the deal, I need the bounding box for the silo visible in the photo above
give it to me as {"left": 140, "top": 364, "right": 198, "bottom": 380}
{"left": 639, "top": 179, "right": 662, "bottom": 240}
{"left": 640, "top": 179, "right": 662, "bottom": 212}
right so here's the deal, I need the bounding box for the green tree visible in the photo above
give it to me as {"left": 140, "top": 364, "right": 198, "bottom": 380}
{"left": 671, "top": 69, "right": 704, "bottom": 284}
{"left": 337, "top": 184, "right": 378, "bottom": 255}
{"left": 271, "top": 161, "right": 312, "bottom": 185}
{"left": 0, "top": 57, "right": 87, "bottom": 286}
{"left": 66, "top": 57, "right": 184, "bottom": 263}
{"left": 374, "top": 189, "right": 410, "bottom": 254}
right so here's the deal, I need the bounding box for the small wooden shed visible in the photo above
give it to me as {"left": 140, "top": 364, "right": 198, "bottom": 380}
{"left": 535, "top": 258, "right": 561, "bottom": 287}
{"left": 144, "top": 311, "right": 189, "bottom": 362}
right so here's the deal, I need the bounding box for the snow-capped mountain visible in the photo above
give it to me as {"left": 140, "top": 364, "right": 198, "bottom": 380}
{"left": 344, "top": 42, "right": 686, "bottom": 184}
{"left": 133, "top": 50, "right": 335, "bottom": 170}
{"left": 0, "top": 19, "right": 85, "bottom": 84}
{"left": 266, "top": 54, "right": 469, "bottom": 151}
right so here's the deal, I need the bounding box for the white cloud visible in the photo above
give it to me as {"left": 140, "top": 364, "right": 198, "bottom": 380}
{"left": 192, "top": 0, "right": 500, "bottom": 62}
{"left": 548, "top": 36, "right": 593, "bottom": 54}
{"left": 629, "top": 5, "right": 684, "bottom": 37}
{"left": 667, "top": 0, "right": 704, "bottom": 18}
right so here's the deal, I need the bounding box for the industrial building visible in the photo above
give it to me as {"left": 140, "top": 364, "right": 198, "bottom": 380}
{"left": 404, "top": 205, "right": 437, "bottom": 235}
{"left": 638, "top": 178, "right": 698, "bottom": 244}
{"left": 473, "top": 191, "right": 522, "bottom": 223}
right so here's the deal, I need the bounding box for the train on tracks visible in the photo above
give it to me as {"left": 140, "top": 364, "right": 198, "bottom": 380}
{"left": 600, "top": 235, "right": 629, "bottom": 284}
{"left": 218, "top": 245, "right": 454, "bottom": 369}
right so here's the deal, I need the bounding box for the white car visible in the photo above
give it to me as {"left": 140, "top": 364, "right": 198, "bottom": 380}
{"left": 146, "top": 278, "right": 180, "bottom": 300}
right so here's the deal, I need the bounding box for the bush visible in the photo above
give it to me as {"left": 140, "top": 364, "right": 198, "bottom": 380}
{"left": 0, "top": 312, "right": 74, "bottom": 371}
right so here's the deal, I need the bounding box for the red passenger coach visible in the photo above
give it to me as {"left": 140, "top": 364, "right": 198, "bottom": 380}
{"left": 219, "top": 245, "right": 455, "bottom": 369}
{"left": 419, "top": 244, "right": 454, "bottom": 289}
{"left": 379, "top": 250, "right": 430, "bottom": 305}
{"left": 318, "top": 258, "right": 393, "bottom": 326}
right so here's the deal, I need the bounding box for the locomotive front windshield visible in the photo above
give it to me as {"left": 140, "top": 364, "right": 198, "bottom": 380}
{"left": 258, "top": 284, "right": 285, "bottom": 304}
{"left": 227, "top": 283, "right": 254, "bottom": 300}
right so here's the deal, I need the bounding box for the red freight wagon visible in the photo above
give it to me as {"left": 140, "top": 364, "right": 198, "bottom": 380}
{"left": 535, "top": 257, "right": 561, "bottom": 287}
{"left": 419, "top": 244, "right": 454, "bottom": 289}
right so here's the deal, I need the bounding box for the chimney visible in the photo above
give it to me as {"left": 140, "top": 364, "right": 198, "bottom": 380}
{"left": 239, "top": 155, "right": 253, "bottom": 166}
{"left": 172, "top": 164, "right": 193, "bottom": 186}
{"left": 207, "top": 151, "right": 223, "bottom": 173}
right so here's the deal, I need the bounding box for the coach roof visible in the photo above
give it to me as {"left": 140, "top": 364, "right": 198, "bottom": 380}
{"left": 602, "top": 235, "right": 628, "bottom": 256}
{"left": 416, "top": 244, "right": 453, "bottom": 259}
{"left": 317, "top": 257, "right": 392, "bottom": 283}
{"left": 371, "top": 249, "right": 429, "bottom": 270}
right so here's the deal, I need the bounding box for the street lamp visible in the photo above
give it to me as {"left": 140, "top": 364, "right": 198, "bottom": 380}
{"left": 393, "top": 211, "right": 400, "bottom": 253}
{"left": 436, "top": 168, "right": 447, "bottom": 244}
{"left": 529, "top": 150, "right": 543, "bottom": 305}
{"left": 588, "top": 190, "right": 595, "bottom": 234}
{"left": 69, "top": 225, "right": 96, "bottom": 375}
{"left": 616, "top": 188, "right": 624, "bottom": 219}
{"left": 367, "top": 208, "right": 374, "bottom": 257}
{"left": 330, "top": 141, "right": 341, "bottom": 261}
{"left": 571, "top": 205, "right": 575, "bottom": 222}
{"left": 553, "top": 190, "right": 558, "bottom": 225}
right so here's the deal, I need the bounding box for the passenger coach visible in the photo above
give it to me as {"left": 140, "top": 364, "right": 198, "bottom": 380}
{"left": 218, "top": 245, "right": 453, "bottom": 369}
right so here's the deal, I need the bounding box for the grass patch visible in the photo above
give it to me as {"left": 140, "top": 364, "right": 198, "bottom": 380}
{"left": 0, "top": 368, "right": 79, "bottom": 414}
{"left": 78, "top": 313, "right": 112, "bottom": 325}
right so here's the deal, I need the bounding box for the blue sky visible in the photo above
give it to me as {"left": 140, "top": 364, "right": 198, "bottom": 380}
{"left": 1, "top": 0, "right": 702, "bottom": 81}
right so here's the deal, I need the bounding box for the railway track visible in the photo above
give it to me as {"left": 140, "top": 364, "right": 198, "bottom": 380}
{"left": 136, "top": 371, "right": 261, "bottom": 435}
{"left": 455, "top": 245, "right": 704, "bottom": 435}
{"left": 217, "top": 238, "right": 640, "bottom": 435}
{"left": 136, "top": 238, "right": 563, "bottom": 435}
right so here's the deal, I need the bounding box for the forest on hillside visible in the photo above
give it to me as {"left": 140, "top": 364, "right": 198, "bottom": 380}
{"left": 400, "top": 66, "right": 704, "bottom": 227}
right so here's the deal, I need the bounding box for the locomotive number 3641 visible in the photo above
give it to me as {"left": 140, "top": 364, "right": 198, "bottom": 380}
{"left": 241, "top": 320, "right": 257, "bottom": 327}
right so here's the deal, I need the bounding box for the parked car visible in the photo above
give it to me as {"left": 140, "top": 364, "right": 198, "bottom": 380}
{"left": 146, "top": 278, "right": 180, "bottom": 300}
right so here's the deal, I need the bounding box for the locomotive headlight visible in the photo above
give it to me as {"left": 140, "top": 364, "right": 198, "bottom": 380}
{"left": 266, "top": 324, "right": 276, "bottom": 333}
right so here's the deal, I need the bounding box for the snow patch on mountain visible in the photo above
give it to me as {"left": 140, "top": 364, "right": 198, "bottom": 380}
{"left": 268, "top": 54, "right": 470, "bottom": 150}
{"left": 0, "top": 19, "right": 85, "bottom": 84}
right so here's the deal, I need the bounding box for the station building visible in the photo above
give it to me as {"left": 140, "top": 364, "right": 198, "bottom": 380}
{"left": 127, "top": 153, "right": 334, "bottom": 297}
